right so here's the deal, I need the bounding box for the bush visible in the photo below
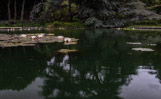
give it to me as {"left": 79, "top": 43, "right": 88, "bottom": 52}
{"left": 53, "top": 21, "right": 63, "bottom": 27}
{"left": 0, "top": 20, "right": 43, "bottom": 27}
{"left": 52, "top": 21, "right": 85, "bottom": 28}
{"left": 133, "top": 20, "right": 160, "bottom": 26}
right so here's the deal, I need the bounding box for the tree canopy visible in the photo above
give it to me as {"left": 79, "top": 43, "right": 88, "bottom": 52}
{"left": 0, "top": 0, "right": 161, "bottom": 27}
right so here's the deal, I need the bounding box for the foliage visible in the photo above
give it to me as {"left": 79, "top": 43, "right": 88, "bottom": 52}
{"left": 79, "top": 0, "right": 161, "bottom": 28}
{"left": 132, "top": 20, "right": 161, "bottom": 26}
{"left": 1, "top": 0, "right": 161, "bottom": 28}
{"left": 141, "top": 0, "right": 160, "bottom": 6}
{"left": 30, "top": 2, "right": 45, "bottom": 22}
{"left": 0, "top": 21, "right": 43, "bottom": 27}
{"left": 50, "top": 21, "right": 85, "bottom": 28}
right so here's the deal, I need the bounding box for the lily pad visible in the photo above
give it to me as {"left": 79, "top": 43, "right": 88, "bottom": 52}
{"left": 132, "top": 48, "right": 154, "bottom": 52}
{"left": 64, "top": 42, "right": 78, "bottom": 45}
{"left": 0, "top": 34, "right": 79, "bottom": 48}
{"left": 127, "top": 42, "right": 142, "bottom": 45}
{"left": 147, "top": 44, "right": 157, "bottom": 46}
{"left": 57, "top": 49, "right": 79, "bottom": 54}
{"left": 47, "top": 34, "right": 55, "bottom": 36}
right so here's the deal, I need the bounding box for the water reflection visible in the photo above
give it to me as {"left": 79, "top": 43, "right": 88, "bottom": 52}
{"left": 120, "top": 66, "right": 161, "bottom": 99}
{"left": 0, "top": 77, "right": 44, "bottom": 99}
{"left": 1, "top": 30, "right": 161, "bottom": 99}
{"left": 40, "top": 30, "right": 161, "bottom": 99}
{"left": 0, "top": 47, "right": 46, "bottom": 99}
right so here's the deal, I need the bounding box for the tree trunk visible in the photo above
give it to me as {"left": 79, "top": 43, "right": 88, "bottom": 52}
{"left": 21, "top": 0, "right": 25, "bottom": 21}
{"left": 14, "top": 0, "right": 17, "bottom": 21}
{"left": 29, "top": 0, "right": 36, "bottom": 21}
{"left": 34, "top": 0, "right": 37, "bottom": 6}
{"left": 8, "top": 0, "right": 11, "bottom": 21}
{"left": 68, "top": 0, "right": 72, "bottom": 22}
{"left": 59, "top": 6, "right": 63, "bottom": 21}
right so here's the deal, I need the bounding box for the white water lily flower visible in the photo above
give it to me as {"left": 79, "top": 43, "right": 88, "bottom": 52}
{"left": 64, "top": 38, "right": 71, "bottom": 42}
{"left": 57, "top": 36, "right": 64, "bottom": 39}
{"left": 38, "top": 34, "right": 45, "bottom": 38}
{"left": 31, "top": 36, "right": 37, "bottom": 39}
{"left": 20, "top": 34, "right": 27, "bottom": 38}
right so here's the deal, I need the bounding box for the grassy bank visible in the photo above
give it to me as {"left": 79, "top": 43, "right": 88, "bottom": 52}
{"left": 1, "top": 20, "right": 161, "bottom": 30}
{"left": 127, "top": 20, "right": 161, "bottom": 27}
{"left": 0, "top": 21, "right": 43, "bottom": 27}
{"left": 121, "top": 20, "right": 161, "bottom": 30}
{"left": 46, "top": 21, "right": 85, "bottom": 29}
{"left": 0, "top": 21, "right": 86, "bottom": 29}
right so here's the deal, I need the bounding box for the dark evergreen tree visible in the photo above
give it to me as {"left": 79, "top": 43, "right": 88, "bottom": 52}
{"left": 79, "top": 0, "right": 161, "bottom": 27}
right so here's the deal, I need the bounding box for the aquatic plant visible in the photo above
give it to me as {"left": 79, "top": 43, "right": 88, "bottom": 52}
{"left": 0, "top": 34, "right": 78, "bottom": 48}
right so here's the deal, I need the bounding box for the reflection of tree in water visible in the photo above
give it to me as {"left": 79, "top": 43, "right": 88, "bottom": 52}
{"left": 0, "top": 30, "right": 161, "bottom": 98}
{"left": 40, "top": 30, "right": 161, "bottom": 99}
{"left": 42, "top": 53, "right": 138, "bottom": 99}
{"left": 39, "top": 31, "right": 133, "bottom": 99}
{"left": 0, "top": 47, "right": 46, "bottom": 91}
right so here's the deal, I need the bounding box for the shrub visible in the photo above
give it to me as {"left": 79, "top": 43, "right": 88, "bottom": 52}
{"left": 52, "top": 21, "right": 85, "bottom": 27}
{"left": 53, "top": 21, "right": 63, "bottom": 27}
{"left": 133, "top": 20, "right": 160, "bottom": 26}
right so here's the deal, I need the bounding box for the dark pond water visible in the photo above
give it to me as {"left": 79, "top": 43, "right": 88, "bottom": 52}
{"left": 1, "top": 29, "right": 161, "bottom": 99}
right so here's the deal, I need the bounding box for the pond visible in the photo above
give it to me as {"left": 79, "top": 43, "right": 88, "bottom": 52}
{"left": 0, "top": 29, "right": 161, "bottom": 99}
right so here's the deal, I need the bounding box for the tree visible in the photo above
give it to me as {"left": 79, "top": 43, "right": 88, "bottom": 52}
{"left": 2, "top": 0, "right": 161, "bottom": 28}
{"left": 79, "top": 0, "right": 161, "bottom": 28}
{"left": 8, "top": 0, "right": 11, "bottom": 20}
{"left": 68, "top": 0, "right": 72, "bottom": 21}
{"left": 14, "top": 0, "right": 17, "bottom": 21}
{"left": 21, "top": 0, "right": 25, "bottom": 21}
